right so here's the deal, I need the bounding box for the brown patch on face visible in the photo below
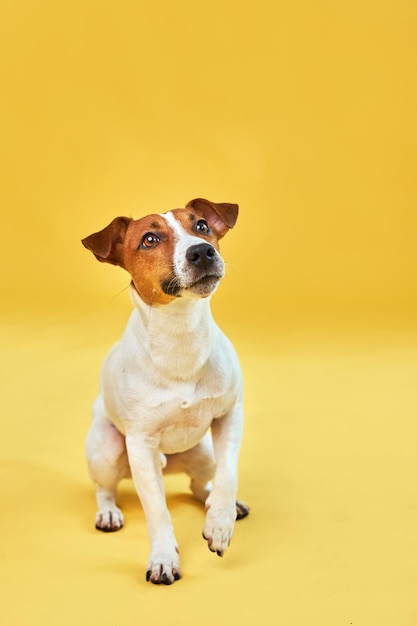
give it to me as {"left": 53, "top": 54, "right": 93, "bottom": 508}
{"left": 82, "top": 204, "right": 233, "bottom": 306}
{"left": 170, "top": 209, "right": 221, "bottom": 251}
{"left": 185, "top": 198, "right": 239, "bottom": 238}
{"left": 121, "top": 214, "right": 178, "bottom": 306}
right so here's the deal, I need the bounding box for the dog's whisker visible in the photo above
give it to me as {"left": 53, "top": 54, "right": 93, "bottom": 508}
{"left": 223, "top": 261, "right": 237, "bottom": 272}
{"left": 111, "top": 281, "right": 132, "bottom": 301}
{"left": 166, "top": 275, "right": 181, "bottom": 292}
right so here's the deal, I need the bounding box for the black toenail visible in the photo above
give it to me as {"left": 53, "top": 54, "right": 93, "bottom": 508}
{"left": 161, "top": 573, "right": 172, "bottom": 585}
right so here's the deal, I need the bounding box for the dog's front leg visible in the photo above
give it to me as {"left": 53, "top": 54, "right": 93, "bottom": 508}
{"left": 125, "top": 433, "right": 181, "bottom": 584}
{"left": 203, "top": 402, "right": 244, "bottom": 557}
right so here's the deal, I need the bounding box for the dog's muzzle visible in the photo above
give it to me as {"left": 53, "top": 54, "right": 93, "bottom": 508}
{"left": 183, "top": 243, "right": 224, "bottom": 296}
{"left": 162, "top": 242, "right": 224, "bottom": 298}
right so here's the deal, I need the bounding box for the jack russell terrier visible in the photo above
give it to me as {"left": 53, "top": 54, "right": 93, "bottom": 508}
{"left": 82, "top": 197, "right": 249, "bottom": 585}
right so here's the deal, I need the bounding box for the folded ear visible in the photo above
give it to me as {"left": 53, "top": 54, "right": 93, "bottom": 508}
{"left": 185, "top": 198, "right": 239, "bottom": 238}
{"left": 81, "top": 217, "right": 132, "bottom": 266}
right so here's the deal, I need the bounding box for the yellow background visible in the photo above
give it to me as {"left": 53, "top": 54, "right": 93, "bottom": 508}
{"left": 1, "top": 1, "right": 416, "bottom": 625}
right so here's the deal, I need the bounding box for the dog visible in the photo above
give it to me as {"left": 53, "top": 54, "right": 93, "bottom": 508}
{"left": 82, "top": 197, "right": 249, "bottom": 584}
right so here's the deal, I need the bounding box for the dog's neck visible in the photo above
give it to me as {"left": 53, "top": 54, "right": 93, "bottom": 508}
{"left": 129, "top": 286, "right": 215, "bottom": 380}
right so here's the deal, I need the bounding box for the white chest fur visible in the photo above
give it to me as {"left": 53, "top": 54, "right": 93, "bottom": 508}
{"left": 100, "top": 290, "right": 242, "bottom": 454}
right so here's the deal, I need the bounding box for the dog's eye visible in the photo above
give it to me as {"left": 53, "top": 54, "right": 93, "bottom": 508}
{"left": 195, "top": 220, "right": 211, "bottom": 234}
{"left": 141, "top": 233, "right": 160, "bottom": 249}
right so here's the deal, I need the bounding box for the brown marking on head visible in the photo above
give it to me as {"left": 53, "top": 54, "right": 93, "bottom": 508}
{"left": 82, "top": 214, "right": 178, "bottom": 305}
{"left": 82, "top": 198, "right": 239, "bottom": 306}
{"left": 185, "top": 198, "right": 239, "bottom": 239}
{"left": 123, "top": 215, "right": 179, "bottom": 305}
{"left": 81, "top": 217, "right": 132, "bottom": 266}
{"left": 169, "top": 209, "right": 221, "bottom": 251}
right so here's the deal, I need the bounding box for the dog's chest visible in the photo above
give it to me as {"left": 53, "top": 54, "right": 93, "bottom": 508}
{"left": 143, "top": 376, "right": 234, "bottom": 453}
{"left": 108, "top": 365, "right": 236, "bottom": 454}
{"left": 156, "top": 391, "right": 221, "bottom": 453}
{"left": 105, "top": 308, "right": 240, "bottom": 453}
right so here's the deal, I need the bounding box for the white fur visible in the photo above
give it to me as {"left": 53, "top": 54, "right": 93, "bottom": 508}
{"left": 163, "top": 211, "right": 225, "bottom": 292}
{"left": 86, "top": 215, "right": 247, "bottom": 584}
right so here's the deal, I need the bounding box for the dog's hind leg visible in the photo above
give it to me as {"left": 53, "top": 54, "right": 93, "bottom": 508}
{"left": 86, "top": 397, "right": 129, "bottom": 532}
{"left": 165, "top": 432, "right": 216, "bottom": 504}
{"left": 165, "top": 434, "right": 250, "bottom": 520}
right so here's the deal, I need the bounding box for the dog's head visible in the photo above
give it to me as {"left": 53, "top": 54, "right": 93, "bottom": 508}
{"left": 82, "top": 198, "right": 239, "bottom": 306}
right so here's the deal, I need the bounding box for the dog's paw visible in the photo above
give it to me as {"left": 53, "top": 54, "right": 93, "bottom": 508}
{"left": 202, "top": 506, "right": 236, "bottom": 557}
{"left": 95, "top": 507, "right": 124, "bottom": 532}
{"left": 236, "top": 499, "right": 250, "bottom": 520}
{"left": 202, "top": 523, "right": 232, "bottom": 557}
{"left": 146, "top": 548, "right": 181, "bottom": 585}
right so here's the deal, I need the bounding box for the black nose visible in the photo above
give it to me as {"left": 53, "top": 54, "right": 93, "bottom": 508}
{"left": 186, "top": 243, "right": 216, "bottom": 269}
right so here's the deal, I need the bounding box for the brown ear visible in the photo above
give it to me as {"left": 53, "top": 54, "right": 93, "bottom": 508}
{"left": 81, "top": 217, "right": 132, "bottom": 266}
{"left": 186, "top": 198, "right": 239, "bottom": 238}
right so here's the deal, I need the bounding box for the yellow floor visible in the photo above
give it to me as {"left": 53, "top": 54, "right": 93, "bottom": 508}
{"left": 1, "top": 1, "right": 416, "bottom": 623}
{"left": 2, "top": 310, "right": 416, "bottom": 626}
